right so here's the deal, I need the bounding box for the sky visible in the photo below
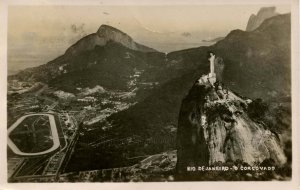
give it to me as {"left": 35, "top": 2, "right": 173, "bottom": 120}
{"left": 7, "top": 5, "right": 291, "bottom": 74}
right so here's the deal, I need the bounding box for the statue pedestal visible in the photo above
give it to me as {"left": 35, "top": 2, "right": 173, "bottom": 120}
{"left": 208, "top": 73, "right": 216, "bottom": 85}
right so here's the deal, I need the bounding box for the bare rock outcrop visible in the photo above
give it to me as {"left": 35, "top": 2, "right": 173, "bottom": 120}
{"left": 66, "top": 25, "right": 157, "bottom": 55}
{"left": 176, "top": 75, "right": 286, "bottom": 178}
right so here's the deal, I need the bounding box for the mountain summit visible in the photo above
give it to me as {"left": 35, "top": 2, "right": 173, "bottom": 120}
{"left": 176, "top": 75, "right": 287, "bottom": 180}
{"left": 10, "top": 24, "right": 161, "bottom": 91}
{"left": 65, "top": 24, "right": 157, "bottom": 55}
{"left": 246, "top": 7, "right": 279, "bottom": 31}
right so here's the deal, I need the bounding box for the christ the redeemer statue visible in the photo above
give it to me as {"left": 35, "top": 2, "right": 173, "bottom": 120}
{"left": 208, "top": 52, "right": 216, "bottom": 85}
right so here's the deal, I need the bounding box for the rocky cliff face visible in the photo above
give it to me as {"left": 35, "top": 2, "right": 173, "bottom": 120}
{"left": 176, "top": 75, "right": 286, "bottom": 177}
{"left": 65, "top": 25, "right": 157, "bottom": 55}
{"left": 246, "top": 7, "right": 278, "bottom": 31}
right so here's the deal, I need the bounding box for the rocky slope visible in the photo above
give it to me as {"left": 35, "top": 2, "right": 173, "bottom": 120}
{"left": 246, "top": 7, "right": 278, "bottom": 31}
{"left": 176, "top": 76, "right": 287, "bottom": 179}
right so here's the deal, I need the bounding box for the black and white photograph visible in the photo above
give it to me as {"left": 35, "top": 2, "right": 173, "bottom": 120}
{"left": 0, "top": 0, "right": 299, "bottom": 188}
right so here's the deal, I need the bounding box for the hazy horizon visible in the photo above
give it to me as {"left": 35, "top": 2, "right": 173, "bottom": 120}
{"left": 8, "top": 5, "right": 290, "bottom": 75}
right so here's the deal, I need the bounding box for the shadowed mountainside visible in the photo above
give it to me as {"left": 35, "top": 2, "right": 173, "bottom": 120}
{"left": 107, "top": 14, "right": 291, "bottom": 145}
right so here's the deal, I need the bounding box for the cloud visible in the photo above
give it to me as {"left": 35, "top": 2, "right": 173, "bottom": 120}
{"left": 70, "top": 23, "right": 86, "bottom": 34}
{"left": 68, "top": 23, "right": 87, "bottom": 44}
{"left": 181, "top": 32, "right": 192, "bottom": 37}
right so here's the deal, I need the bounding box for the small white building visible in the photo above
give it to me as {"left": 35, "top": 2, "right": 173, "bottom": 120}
{"left": 77, "top": 96, "right": 97, "bottom": 102}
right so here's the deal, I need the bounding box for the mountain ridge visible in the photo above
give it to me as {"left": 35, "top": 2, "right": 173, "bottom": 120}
{"left": 65, "top": 24, "right": 157, "bottom": 56}
{"left": 246, "top": 7, "right": 279, "bottom": 31}
{"left": 11, "top": 13, "right": 290, "bottom": 93}
{"left": 9, "top": 25, "right": 163, "bottom": 92}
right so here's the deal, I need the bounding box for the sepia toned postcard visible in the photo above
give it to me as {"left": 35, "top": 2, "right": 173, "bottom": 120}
{"left": 0, "top": 0, "right": 299, "bottom": 189}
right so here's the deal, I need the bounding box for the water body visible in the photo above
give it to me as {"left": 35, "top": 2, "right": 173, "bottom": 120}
{"left": 7, "top": 42, "right": 215, "bottom": 76}
{"left": 150, "top": 42, "right": 215, "bottom": 53}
